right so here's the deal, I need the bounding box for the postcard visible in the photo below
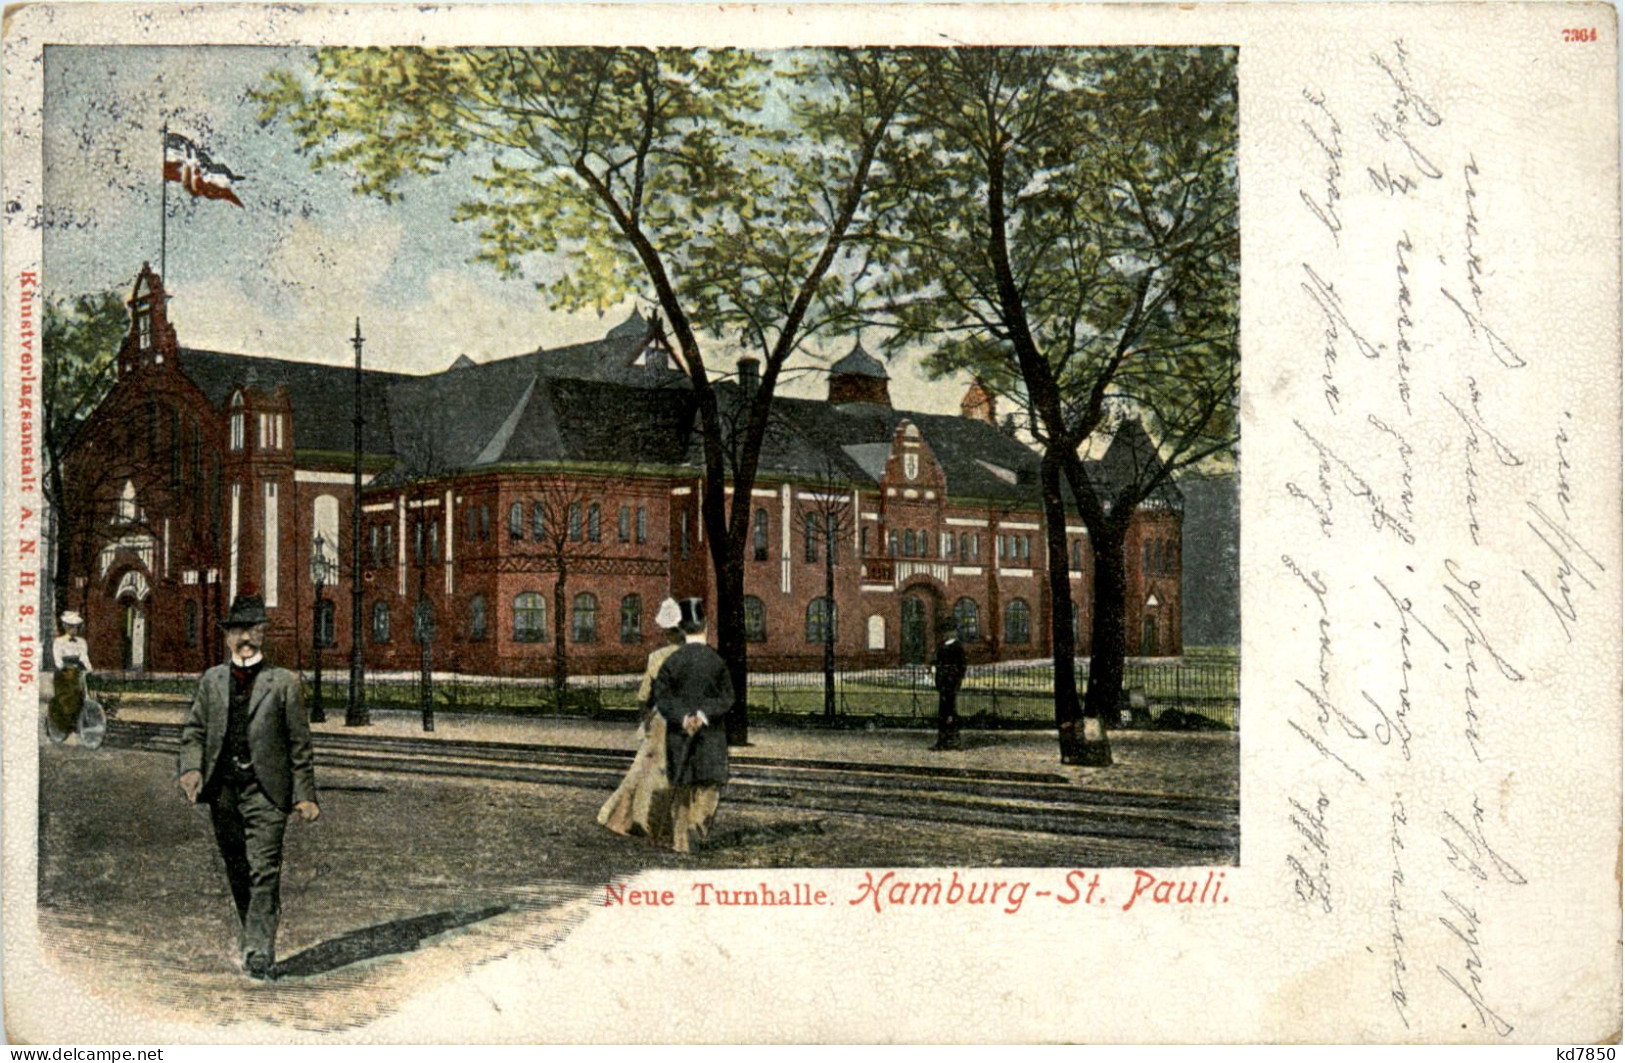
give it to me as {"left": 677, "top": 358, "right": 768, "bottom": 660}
{"left": 1, "top": 2, "right": 1618, "bottom": 1044}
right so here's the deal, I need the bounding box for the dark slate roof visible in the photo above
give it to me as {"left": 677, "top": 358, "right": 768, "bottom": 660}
{"left": 176, "top": 347, "right": 400, "bottom": 455}
{"left": 1083, "top": 418, "right": 1184, "bottom": 508}
{"left": 829, "top": 340, "right": 888, "bottom": 379}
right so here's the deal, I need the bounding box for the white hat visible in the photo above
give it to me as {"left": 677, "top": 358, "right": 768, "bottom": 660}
{"left": 655, "top": 597, "right": 682, "bottom": 629}
{"left": 60, "top": 611, "right": 83, "bottom": 627}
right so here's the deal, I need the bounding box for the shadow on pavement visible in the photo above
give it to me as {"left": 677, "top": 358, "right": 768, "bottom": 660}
{"left": 274, "top": 905, "right": 509, "bottom": 979}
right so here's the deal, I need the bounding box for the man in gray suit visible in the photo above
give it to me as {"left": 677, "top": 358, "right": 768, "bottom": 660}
{"left": 651, "top": 597, "right": 733, "bottom": 853}
{"left": 176, "top": 592, "right": 319, "bottom": 979}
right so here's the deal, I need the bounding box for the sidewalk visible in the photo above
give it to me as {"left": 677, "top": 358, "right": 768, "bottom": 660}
{"left": 107, "top": 699, "right": 1238, "bottom": 801}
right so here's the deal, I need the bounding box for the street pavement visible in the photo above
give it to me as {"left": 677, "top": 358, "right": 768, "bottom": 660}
{"left": 33, "top": 695, "right": 1236, "bottom": 1034}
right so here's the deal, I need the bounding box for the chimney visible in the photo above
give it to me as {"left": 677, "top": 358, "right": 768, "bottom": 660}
{"left": 961, "top": 378, "right": 997, "bottom": 424}
{"left": 738, "top": 356, "right": 760, "bottom": 404}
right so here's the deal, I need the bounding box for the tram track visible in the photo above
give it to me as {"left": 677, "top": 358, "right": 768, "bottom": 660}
{"left": 103, "top": 719, "right": 1238, "bottom": 860}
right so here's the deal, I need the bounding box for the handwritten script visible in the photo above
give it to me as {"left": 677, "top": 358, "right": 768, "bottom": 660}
{"left": 1281, "top": 38, "right": 1608, "bottom": 1039}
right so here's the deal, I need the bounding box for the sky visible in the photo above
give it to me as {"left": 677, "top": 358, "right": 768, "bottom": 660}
{"left": 41, "top": 45, "right": 967, "bottom": 415}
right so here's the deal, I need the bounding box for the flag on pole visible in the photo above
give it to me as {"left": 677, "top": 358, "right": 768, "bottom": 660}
{"left": 163, "top": 132, "right": 246, "bottom": 208}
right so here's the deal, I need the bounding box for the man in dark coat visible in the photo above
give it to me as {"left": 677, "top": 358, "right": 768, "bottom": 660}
{"left": 176, "top": 592, "right": 319, "bottom": 979}
{"left": 932, "top": 615, "right": 967, "bottom": 751}
{"left": 651, "top": 597, "right": 733, "bottom": 852}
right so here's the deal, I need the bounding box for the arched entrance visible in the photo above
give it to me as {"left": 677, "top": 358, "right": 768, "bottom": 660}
{"left": 898, "top": 582, "right": 945, "bottom": 666}
{"left": 113, "top": 569, "right": 151, "bottom": 672}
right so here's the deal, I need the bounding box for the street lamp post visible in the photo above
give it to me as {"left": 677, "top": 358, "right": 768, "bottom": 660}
{"left": 310, "top": 533, "right": 332, "bottom": 724}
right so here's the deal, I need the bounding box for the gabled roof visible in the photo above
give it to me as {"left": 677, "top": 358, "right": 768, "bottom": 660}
{"left": 175, "top": 347, "right": 401, "bottom": 455}
{"left": 1082, "top": 418, "right": 1183, "bottom": 508}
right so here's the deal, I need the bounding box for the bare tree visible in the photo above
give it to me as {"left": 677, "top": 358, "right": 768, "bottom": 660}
{"left": 793, "top": 461, "right": 857, "bottom": 721}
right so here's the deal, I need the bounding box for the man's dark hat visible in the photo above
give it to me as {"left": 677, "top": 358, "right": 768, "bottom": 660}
{"left": 936, "top": 615, "right": 960, "bottom": 635}
{"left": 223, "top": 592, "right": 269, "bottom": 628}
{"left": 677, "top": 597, "right": 707, "bottom": 633}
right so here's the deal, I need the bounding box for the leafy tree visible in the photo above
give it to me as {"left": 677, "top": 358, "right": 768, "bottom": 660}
{"left": 42, "top": 292, "right": 126, "bottom": 619}
{"left": 878, "top": 47, "right": 1238, "bottom": 763}
{"left": 258, "top": 47, "right": 919, "bottom": 743}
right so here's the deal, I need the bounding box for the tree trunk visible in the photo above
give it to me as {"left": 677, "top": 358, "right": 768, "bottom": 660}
{"left": 1082, "top": 520, "right": 1130, "bottom": 762}
{"left": 1039, "top": 451, "right": 1087, "bottom": 762}
{"left": 716, "top": 555, "right": 750, "bottom": 745}
{"left": 823, "top": 541, "right": 836, "bottom": 720}
{"left": 552, "top": 561, "right": 568, "bottom": 701}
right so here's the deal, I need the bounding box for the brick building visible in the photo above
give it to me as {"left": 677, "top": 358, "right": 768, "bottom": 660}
{"left": 61, "top": 265, "right": 1182, "bottom": 676}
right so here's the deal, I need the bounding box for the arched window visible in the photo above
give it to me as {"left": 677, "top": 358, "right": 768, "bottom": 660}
{"left": 509, "top": 502, "right": 525, "bottom": 541}
{"left": 314, "top": 600, "right": 336, "bottom": 648}
{"left": 806, "top": 597, "right": 837, "bottom": 643}
{"left": 229, "top": 392, "right": 244, "bottom": 451}
{"left": 572, "top": 593, "right": 599, "bottom": 643}
{"left": 371, "top": 601, "right": 391, "bottom": 643}
{"left": 313, "top": 495, "right": 340, "bottom": 578}
{"left": 887, "top": 530, "right": 898, "bottom": 556}
{"left": 569, "top": 502, "right": 583, "bottom": 542}
{"left": 743, "top": 596, "right": 766, "bottom": 642}
{"left": 953, "top": 597, "right": 981, "bottom": 642}
{"left": 753, "top": 509, "right": 770, "bottom": 561}
{"left": 903, "top": 529, "right": 916, "bottom": 557}
{"left": 1005, "top": 598, "right": 1032, "bottom": 645}
{"left": 513, "top": 592, "right": 546, "bottom": 643}
{"left": 618, "top": 505, "right": 631, "bottom": 543}
{"left": 586, "top": 503, "right": 602, "bottom": 542}
{"left": 620, "top": 594, "right": 642, "bottom": 644}
{"left": 117, "top": 480, "right": 138, "bottom": 524}
{"left": 469, "top": 595, "right": 488, "bottom": 641}
{"left": 530, "top": 502, "right": 544, "bottom": 541}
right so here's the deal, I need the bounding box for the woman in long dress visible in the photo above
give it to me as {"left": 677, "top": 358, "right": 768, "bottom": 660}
{"left": 598, "top": 598, "right": 685, "bottom": 840}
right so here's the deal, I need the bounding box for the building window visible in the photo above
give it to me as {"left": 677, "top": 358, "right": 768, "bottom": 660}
{"left": 902, "top": 529, "right": 915, "bottom": 557}
{"left": 530, "top": 502, "right": 544, "bottom": 542}
{"left": 184, "top": 599, "right": 198, "bottom": 648}
{"left": 954, "top": 597, "right": 981, "bottom": 642}
{"left": 509, "top": 502, "right": 525, "bottom": 542}
{"left": 940, "top": 531, "right": 954, "bottom": 559}
{"left": 806, "top": 597, "right": 837, "bottom": 644}
{"left": 116, "top": 480, "right": 137, "bottom": 524}
{"left": 587, "top": 503, "right": 601, "bottom": 542}
{"left": 1071, "top": 539, "right": 1084, "bottom": 572}
{"left": 513, "top": 592, "right": 546, "bottom": 643}
{"left": 465, "top": 506, "right": 477, "bottom": 543}
{"left": 137, "top": 308, "right": 152, "bottom": 351}
{"left": 971, "top": 534, "right": 981, "bottom": 561}
{"left": 997, "top": 535, "right": 1006, "bottom": 561}
{"left": 1005, "top": 598, "right": 1032, "bottom": 645}
{"left": 860, "top": 526, "right": 870, "bottom": 556}
{"left": 428, "top": 521, "right": 440, "bottom": 562}
{"left": 569, "top": 502, "right": 583, "bottom": 542}
{"left": 888, "top": 530, "right": 898, "bottom": 556}
{"left": 413, "top": 521, "right": 424, "bottom": 565}
{"left": 229, "top": 395, "right": 244, "bottom": 452}
{"left": 753, "top": 509, "right": 769, "bottom": 561}
{"left": 744, "top": 596, "right": 766, "bottom": 642}
{"left": 618, "top": 505, "right": 631, "bottom": 543}
{"left": 805, "top": 514, "right": 820, "bottom": 563}
{"left": 572, "top": 593, "right": 598, "bottom": 643}
{"left": 1143, "top": 540, "right": 1153, "bottom": 575}
{"left": 635, "top": 506, "right": 648, "bottom": 544}
{"left": 679, "top": 512, "right": 690, "bottom": 559}
{"left": 314, "top": 600, "right": 336, "bottom": 648}
{"left": 469, "top": 595, "right": 488, "bottom": 641}
{"left": 620, "top": 594, "right": 642, "bottom": 644}
{"left": 372, "top": 602, "right": 391, "bottom": 643}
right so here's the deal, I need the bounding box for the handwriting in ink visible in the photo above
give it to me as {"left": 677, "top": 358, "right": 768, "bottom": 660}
{"left": 1300, "top": 89, "right": 1346, "bottom": 244}
{"left": 1520, "top": 500, "right": 1605, "bottom": 643}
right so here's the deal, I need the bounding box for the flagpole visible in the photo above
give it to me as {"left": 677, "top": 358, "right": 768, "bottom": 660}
{"left": 159, "top": 121, "right": 168, "bottom": 280}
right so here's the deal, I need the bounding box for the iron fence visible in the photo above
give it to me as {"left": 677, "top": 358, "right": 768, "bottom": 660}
{"left": 85, "top": 654, "right": 1239, "bottom": 728}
